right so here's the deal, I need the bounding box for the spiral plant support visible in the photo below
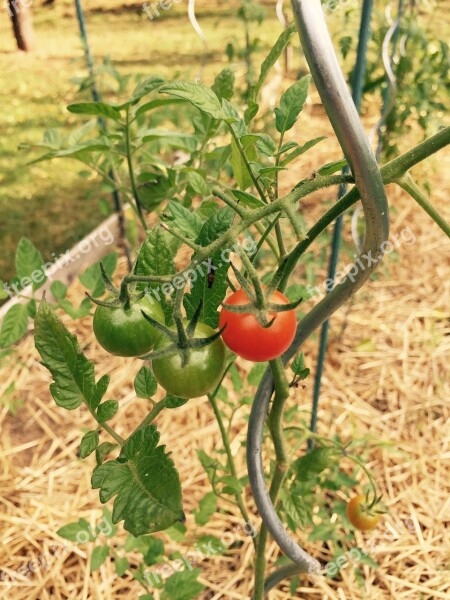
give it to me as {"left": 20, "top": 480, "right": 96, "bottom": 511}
{"left": 247, "top": 0, "right": 390, "bottom": 593}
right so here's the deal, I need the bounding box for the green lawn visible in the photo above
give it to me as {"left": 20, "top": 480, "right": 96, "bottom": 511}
{"left": 0, "top": 0, "right": 296, "bottom": 283}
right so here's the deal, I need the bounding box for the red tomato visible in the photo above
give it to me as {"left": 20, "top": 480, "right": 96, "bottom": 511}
{"left": 346, "top": 495, "right": 380, "bottom": 531}
{"left": 219, "top": 289, "right": 297, "bottom": 362}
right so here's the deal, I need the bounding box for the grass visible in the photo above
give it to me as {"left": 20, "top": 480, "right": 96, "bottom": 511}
{"left": 0, "top": 0, "right": 292, "bottom": 283}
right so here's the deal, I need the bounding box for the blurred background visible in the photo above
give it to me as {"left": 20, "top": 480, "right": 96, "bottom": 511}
{"left": 0, "top": 0, "right": 447, "bottom": 285}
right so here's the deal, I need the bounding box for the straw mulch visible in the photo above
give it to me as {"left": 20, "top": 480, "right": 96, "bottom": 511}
{"left": 1, "top": 107, "right": 449, "bottom": 600}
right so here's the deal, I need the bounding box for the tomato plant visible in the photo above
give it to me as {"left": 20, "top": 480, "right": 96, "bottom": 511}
{"left": 2, "top": 2, "right": 447, "bottom": 599}
{"left": 346, "top": 495, "right": 381, "bottom": 531}
{"left": 93, "top": 296, "right": 164, "bottom": 357}
{"left": 219, "top": 289, "right": 297, "bottom": 361}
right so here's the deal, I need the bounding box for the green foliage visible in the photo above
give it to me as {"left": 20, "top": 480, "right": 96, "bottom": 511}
{"left": 91, "top": 424, "right": 183, "bottom": 536}
{"left": 0, "top": 304, "right": 29, "bottom": 348}
{"left": 275, "top": 76, "right": 311, "bottom": 136}
{"left": 134, "top": 366, "right": 158, "bottom": 399}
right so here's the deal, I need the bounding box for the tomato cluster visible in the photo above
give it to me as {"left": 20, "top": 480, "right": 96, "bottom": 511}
{"left": 93, "top": 287, "right": 297, "bottom": 399}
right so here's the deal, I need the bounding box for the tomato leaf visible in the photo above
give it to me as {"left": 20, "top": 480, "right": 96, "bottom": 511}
{"left": 249, "top": 24, "right": 296, "bottom": 105}
{"left": 90, "top": 545, "right": 109, "bottom": 572}
{"left": 57, "top": 518, "right": 95, "bottom": 543}
{"left": 79, "top": 253, "right": 117, "bottom": 298}
{"left": 279, "top": 136, "right": 327, "bottom": 167}
{"left": 134, "top": 366, "right": 158, "bottom": 399}
{"left": 67, "top": 102, "right": 122, "bottom": 121}
{"left": 161, "top": 568, "right": 205, "bottom": 600}
{"left": 131, "top": 76, "right": 165, "bottom": 104}
{"left": 279, "top": 489, "right": 310, "bottom": 528}
{"left": 114, "top": 556, "right": 129, "bottom": 577}
{"left": 168, "top": 200, "right": 203, "bottom": 240}
{"left": 135, "top": 227, "right": 179, "bottom": 322}
{"left": 164, "top": 395, "right": 188, "bottom": 409}
{"left": 97, "top": 400, "right": 119, "bottom": 423}
{"left": 0, "top": 303, "right": 29, "bottom": 348}
{"left": 292, "top": 447, "right": 338, "bottom": 480}
{"left": 317, "top": 158, "right": 348, "bottom": 176}
{"left": 193, "top": 491, "right": 217, "bottom": 526}
{"left": 275, "top": 76, "right": 311, "bottom": 135}
{"left": 183, "top": 207, "right": 235, "bottom": 328}
{"left": 34, "top": 302, "right": 96, "bottom": 410}
{"left": 160, "top": 81, "right": 224, "bottom": 120}
{"left": 80, "top": 430, "right": 99, "bottom": 458}
{"left": 96, "top": 441, "right": 118, "bottom": 465}
{"left": 15, "top": 237, "right": 47, "bottom": 291}
{"left": 91, "top": 424, "right": 184, "bottom": 536}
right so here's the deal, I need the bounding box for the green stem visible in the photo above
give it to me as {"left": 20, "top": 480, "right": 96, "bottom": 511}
{"left": 125, "top": 106, "right": 147, "bottom": 231}
{"left": 253, "top": 359, "right": 291, "bottom": 600}
{"left": 87, "top": 406, "right": 125, "bottom": 446}
{"left": 207, "top": 364, "right": 255, "bottom": 547}
{"left": 396, "top": 173, "right": 450, "bottom": 237}
{"left": 227, "top": 122, "right": 268, "bottom": 205}
{"left": 274, "top": 133, "right": 287, "bottom": 258}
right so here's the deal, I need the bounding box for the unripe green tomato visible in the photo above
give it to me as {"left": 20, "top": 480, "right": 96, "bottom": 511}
{"left": 152, "top": 322, "right": 226, "bottom": 399}
{"left": 93, "top": 296, "right": 164, "bottom": 357}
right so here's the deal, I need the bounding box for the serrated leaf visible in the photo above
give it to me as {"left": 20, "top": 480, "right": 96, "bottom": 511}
{"left": 90, "top": 545, "right": 109, "bottom": 571}
{"left": 292, "top": 447, "right": 338, "bottom": 480}
{"left": 97, "top": 400, "right": 119, "bottom": 423}
{"left": 280, "top": 489, "right": 309, "bottom": 528}
{"left": 131, "top": 76, "right": 165, "bottom": 104}
{"left": 160, "top": 81, "right": 224, "bottom": 120}
{"left": 161, "top": 568, "right": 205, "bottom": 600}
{"left": 58, "top": 297, "right": 92, "bottom": 319}
{"left": 0, "top": 304, "right": 29, "bottom": 348}
{"left": 80, "top": 430, "right": 99, "bottom": 458}
{"left": 134, "top": 366, "right": 158, "bottom": 399}
{"left": 57, "top": 518, "right": 95, "bottom": 543}
{"left": 91, "top": 425, "right": 183, "bottom": 536}
{"left": 15, "top": 237, "right": 47, "bottom": 291}
{"left": 67, "top": 102, "right": 122, "bottom": 121}
{"left": 79, "top": 252, "right": 118, "bottom": 298}
{"left": 317, "top": 158, "right": 348, "bottom": 176}
{"left": 91, "top": 374, "right": 110, "bottom": 411}
{"left": 134, "top": 226, "right": 178, "bottom": 317}
{"left": 183, "top": 207, "right": 234, "bottom": 328}
{"left": 193, "top": 492, "right": 217, "bottom": 526}
{"left": 168, "top": 200, "right": 203, "bottom": 239}
{"left": 34, "top": 302, "right": 96, "bottom": 410}
{"left": 291, "top": 352, "right": 310, "bottom": 380}
{"left": 186, "top": 171, "right": 210, "bottom": 196}
{"left": 275, "top": 76, "right": 311, "bottom": 135}
{"left": 164, "top": 395, "right": 188, "bottom": 409}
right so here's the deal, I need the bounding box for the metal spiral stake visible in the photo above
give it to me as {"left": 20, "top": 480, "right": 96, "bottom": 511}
{"left": 247, "top": 0, "right": 390, "bottom": 594}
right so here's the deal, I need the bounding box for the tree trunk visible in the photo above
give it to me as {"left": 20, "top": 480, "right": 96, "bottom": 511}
{"left": 8, "top": 0, "right": 34, "bottom": 51}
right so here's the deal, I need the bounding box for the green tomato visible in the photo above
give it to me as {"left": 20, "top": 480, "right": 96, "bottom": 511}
{"left": 152, "top": 322, "right": 226, "bottom": 399}
{"left": 93, "top": 296, "right": 164, "bottom": 357}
